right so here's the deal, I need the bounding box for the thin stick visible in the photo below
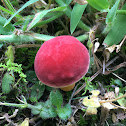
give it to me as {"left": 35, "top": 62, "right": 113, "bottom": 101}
{"left": 16, "top": 44, "right": 41, "bottom": 48}
{"left": 112, "top": 72, "right": 126, "bottom": 83}
{"left": 74, "top": 56, "right": 119, "bottom": 96}
{"left": 100, "top": 93, "right": 126, "bottom": 104}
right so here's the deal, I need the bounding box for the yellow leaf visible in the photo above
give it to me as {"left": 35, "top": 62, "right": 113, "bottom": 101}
{"left": 82, "top": 96, "right": 100, "bottom": 108}
{"left": 86, "top": 107, "right": 98, "bottom": 115}
{"left": 90, "top": 90, "right": 100, "bottom": 96}
{"left": 20, "top": 118, "right": 29, "bottom": 126}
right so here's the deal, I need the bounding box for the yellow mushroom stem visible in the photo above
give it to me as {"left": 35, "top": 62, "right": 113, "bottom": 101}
{"left": 60, "top": 83, "right": 75, "bottom": 91}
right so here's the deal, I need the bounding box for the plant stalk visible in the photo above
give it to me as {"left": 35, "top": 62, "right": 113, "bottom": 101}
{"left": 0, "top": 32, "right": 88, "bottom": 43}
{"left": 55, "top": 0, "right": 90, "bottom": 32}
{"left": 117, "top": 10, "right": 126, "bottom": 15}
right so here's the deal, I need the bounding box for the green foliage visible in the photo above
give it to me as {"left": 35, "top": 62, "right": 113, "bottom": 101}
{"left": 4, "top": 0, "right": 15, "bottom": 12}
{"left": 117, "top": 93, "right": 126, "bottom": 107}
{"left": 0, "top": 60, "right": 26, "bottom": 82}
{"left": 0, "top": 16, "right": 15, "bottom": 35}
{"left": 31, "top": 100, "right": 57, "bottom": 119}
{"left": 103, "top": 3, "right": 126, "bottom": 46}
{"left": 55, "top": 0, "right": 90, "bottom": 32}
{"left": 0, "top": 0, "right": 126, "bottom": 125}
{"left": 82, "top": 77, "right": 96, "bottom": 95}
{"left": 50, "top": 90, "right": 63, "bottom": 108}
{"left": 70, "top": 3, "right": 87, "bottom": 34}
{"left": 65, "top": 0, "right": 72, "bottom": 5}
{"left": 29, "top": 83, "right": 45, "bottom": 102}
{"left": 103, "top": 0, "right": 120, "bottom": 34}
{"left": 15, "top": 48, "right": 38, "bottom": 70}
{"left": 56, "top": 104, "right": 72, "bottom": 120}
{"left": 106, "top": 0, "right": 120, "bottom": 25}
{"left": 4, "top": 0, "right": 39, "bottom": 27}
{"left": 86, "top": 0, "right": 109, "bottom": 12}
{"left": 110, "top": 78, "right": 123, "bottom": 87}
{"left": 26, "top": 70, "right": 38, "bottom": 83}
{"left": 5, "top": 45, "right": 14, "bottom": 62}
{"left": 78, "top": 114, "right": 88, "bottom": 126}
{"left": 2, "top": 71, "right": 14, "bottom": 93}
{"left": 31, "top": 102, "right": 43, "bottom": 115}
{"left": 50, "top": 90, "right": 72, "bottom": 120}
{"left": 27, "top": 6, "right": 67, "bottom": 31}
{"left": 39, "top": 100, "right": 57, "bottom": 119}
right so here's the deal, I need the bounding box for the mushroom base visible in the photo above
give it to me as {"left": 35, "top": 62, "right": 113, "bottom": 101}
{"left": 60, "top": 83, "right": 75, "bottom": 91}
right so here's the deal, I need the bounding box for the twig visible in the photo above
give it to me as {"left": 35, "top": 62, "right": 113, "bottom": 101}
{"left": 73, "top": 56, "right": 119, "bottom": 96}
{"left": 69, "top": 83, "right": 79, "bottom": 104}
{"left": 112, "top": 72, "right": 126, "bottom": 83}
{"left": 16, "top": 44, "right": 41, "bottom": 48}
{"left": 100, "top": 93, "right": 126, "bottom": 104}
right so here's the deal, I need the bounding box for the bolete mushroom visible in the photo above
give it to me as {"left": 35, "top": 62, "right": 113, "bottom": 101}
{"left": 34, "top": 35, "right": 90, "bottom": 91}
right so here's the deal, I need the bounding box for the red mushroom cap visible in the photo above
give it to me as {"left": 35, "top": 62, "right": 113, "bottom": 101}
{"left": 34, "top": 35, "right": 90, "bottom": 88}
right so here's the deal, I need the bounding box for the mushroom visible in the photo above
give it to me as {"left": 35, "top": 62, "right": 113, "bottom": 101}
{"left": 34, "top": 35, "right": 90, "bottom": 91}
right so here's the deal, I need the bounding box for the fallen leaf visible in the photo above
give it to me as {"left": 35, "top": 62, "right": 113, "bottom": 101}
{"left": 20, "top": 118, "right": 29, "bottom": 126}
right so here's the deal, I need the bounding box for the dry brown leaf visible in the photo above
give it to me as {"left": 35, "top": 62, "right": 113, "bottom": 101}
{"left": 103, "top": 45, "right": 116, "bottom": 62}
{"left": 104, "top": 91, "right": 115, "bottom": 100}
{"left": 101, "top": 102, "right": 116, "bottom": 110}
{"left": 112, "top": 112, "right": 118, "bottom": 123}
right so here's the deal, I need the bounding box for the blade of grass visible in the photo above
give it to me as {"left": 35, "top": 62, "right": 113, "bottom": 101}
{"left": 4, "top": 0, "right": 39, "bottom": 27}
{"left": 0, "top": 16, "right": 15, "bottom": 35}
{"left": 0, "top": 5, "right": 22, "bottom": 18}
{"left": 103, "top": 3, "right": 126, "bottom": 46}
{"left": 86, "top": 0, "right": 109, "bottom": 12}
{"left": 103, "top": 0, "right": 120, "bottom": 34}
{"left": 106, "top": 0, "right": 120, "bottom": 25}
{"left": 4, "top": 0, "right": 15, "bottom": 12}
{"left": 27, "top": 6, "right": 66, "bottom": 31}
{"left": 70, "top": 3, "right": 87, "bottom": 34}
{"left": 55, "top": 0, "right": 90, "bottom": 32}
{"left": 33, "top": 12, "right": 63, "bottom": 28}
{"left": 65, "top": 0, "right": 73, "bottom": 5}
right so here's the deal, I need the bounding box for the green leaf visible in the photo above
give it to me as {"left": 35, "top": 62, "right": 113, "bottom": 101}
{"left": 103, "top": 0, "right": 120, "bottom": 34}
{"left": 31, "top": 102, "right": 44, "bottom": 115}
{"left": 20, "top": 118, "right": 29, "bottom": 126}
{"left": 4, "top": 0, "right": 39, "bottom": 27}
{"left": 39, "top": 100, "right": 57, "bottom": 119}
{"left": 0, "top": 16, "right": 15, "bottom": 35}
{"left": 65, "top": 0, "right": 73, "bottom": 5}
{"left": 2, "top": 72, "right": 14, "bottom": 93}
{"left": 22, "top": 16, "right": 31, "bottom": 32}
{"left": 30, "top": 83, "right": 45, "bottom": 102}
{"left": 114, "top": 79, "right": 122, "bottom": 87}
{"left": 27, "top": 9, "right": 50, "bottom": 31}
{"left": 5, "top": 45, "right": 15, "bottom": 63}
{"left": 4, "top": 0, "right": 16, "bottom": 12}
{"left": 57, "top": 104, "right": 72, "bottom": 120}
{"left": 86, "top": 0, "right": 109, "bottom": 12}
{"left": 0, "top": 5, "right": 22, "bottom": 18}
{"left": 117, "top": 93, "right": 126, "bottom": 107}
{"left": 70, "top": 3, "right": 87, "bottom": 34}
{"left": 103, "top": 3, "right": 126, "bottom": 46}
{"left": 106, "top": 0, "right": 120, "bottom": 25}
{"left": 27, "top": 6, "right": 66, "bottom": 31}
{"left": 106, "top": 0, "right": 120, "bottom": 24}
{"left": 50, "top": 90, "right": 63, "bottom": 108}
{"left": 26, "top": 70, "right": 38, "bottom": 84}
